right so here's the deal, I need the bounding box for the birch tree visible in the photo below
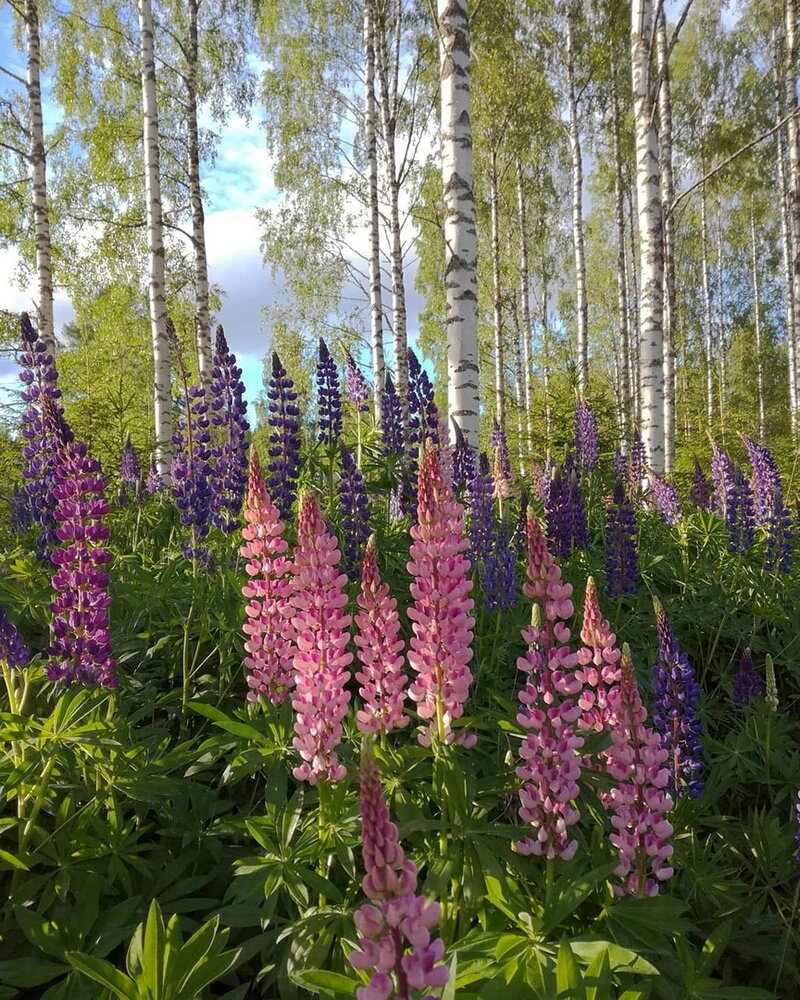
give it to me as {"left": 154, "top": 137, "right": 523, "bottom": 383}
{"left": 566, "top": 1, "right": 588, "bottom": 393}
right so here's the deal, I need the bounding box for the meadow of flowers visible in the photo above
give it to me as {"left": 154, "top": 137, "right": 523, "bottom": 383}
{"left": 1, "top": 314, "right": 799, "bottom": 999}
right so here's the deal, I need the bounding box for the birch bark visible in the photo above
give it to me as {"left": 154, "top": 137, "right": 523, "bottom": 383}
{"left": 656, "top": 9, "right": 675, "bottom": 473}
{"left": 776, "top": 39, "right": 798, "bottom": 435}
{"left": 516, "top": 162, "right": 534, "bottom": 458}
{"left": 489, "top": 148, "right": 505, "bottom": 427}
{"left": 612, "top": 71, "right": 630, "bottom": 448}
{"left": 750, "top": 211, "right": 766, "bottom": 439}
{"left": 700, "top": 183, "right": 714, "bottom": 427}
{"left": 566, "top": 4, "right": 588, "bottom": 392}
{"left": 785, "top": 0, "right": 800, "bottom": 434}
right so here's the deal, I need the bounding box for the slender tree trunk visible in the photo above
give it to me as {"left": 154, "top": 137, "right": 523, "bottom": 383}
{"left": 25, "top": 0, "right": 54, "bottom": 353}
{"left": 656, "top": 9, "right": 675, "bottom": 473}
{"left": 776, "top": 58, "right": 798, "bottom": 434}
{"left": 716, "top": 214, "right": 727, "bottom": 433}
{"left": 750, "top": 210, "right": 766, "bottom": 439}
{"left": 631, "top": 0, "right": 665, "bottom": 472}
{"left": 541, "top": 262, "right": 552, "bottom": 442}
{"left": 516, "top": 162, "right": 534, "bottom": 458}
{"left": 489, "top": 148, "right": 505, "bottom": 427}
{"left": 612, "top": 71, "right": 631, "bottom": 448}
{"left": 511, "top": 297, "right": 526, "bottom": 475}
{"left": 626, "top": 184, "right": 641, "bottom": 425}
{"left": 785, "top": 1, "right": 800, "bottom": 435}
{"left": 138, "top": 0, "right": 173, "bottom": 477}
{"left": 364, "top": 0, "right": 385, "bottom": 419}
{"left": 186, "top": 0, "right": 212, "bottom": 386}
{"left": 438, "top": 0, "right": 479, "bottom": 449}
{"left": 700, "top": 183, "right": 714, "bottom": 428}
{"left": 566, "top": 4, "right": 588, "bottom": 391}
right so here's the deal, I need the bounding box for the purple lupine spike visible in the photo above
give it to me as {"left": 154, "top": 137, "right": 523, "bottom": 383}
{"left": 531, "top": 462, "right": 546, "bottom": 503}
{"left": 144, "top": 456, "right": 162, "bottom": 495}
{"left": 652, "top": 599, "right": 704, "bottom": 798}
{"left": 794, "top": 791, "right": 800, "bottom": 868}
{"left": 613, "top": 448, "right": 627, "bottom": 484}
{"left": 209, "top": 325, "right": 250, "bottom": 533}
{"left": 491, "top": 420, "right": 513, "bottom": 488}
{"left": 605, "top": 478, "right": 639, "bottom": 598}
{"left": 483, "top": 515, "right": 518, "bottom": 613}
{"left": 575, "top": 398, "right": 599, "bottom": 470}
{"left": 564, "top": 454, "right": 590, "bottom": 551}
{"left": 544, "top": 463, "right": 568, "bottom": 558}
{"left": 408, "top": 348, "right": 439, "bottom": 444}
{"left": 267, "top": 352, "right": 302, "bottom": 522}
{"left": 628, "top": 433, "right": 647, "bottom": 496}
{"left": 0, "top": 605, "right": 30, "bottom": 669}
{"left": 120, "top": 435, "right": 140, "bottom": 488}
{"left": 171, "top": 385, "right": 213, "bottom": 563}
{"left": 742, "top": 437, "right": 793, "bottom": 571}
{"left": 317, "top": 338, "right": 343, "bottom": 445}
{"left": 743, "top": 437, "right": 780, "bottom": 525}
{"left": 380, "top": 374, "right": 403, "bottom": 456}
{"left": 764, "top": 488, "right": 793, "bottom": 573}
{"left": 651, "top": 473, "right": 682, "bottom": 527}
{"left": 732, "top": 647, "right": 763, "bottom": 706}
{"left": 511, "top": 488, "right": 529, "bottom": 561}
{"left": 339, "top": 442, "right": 371, "bottom": 574}
{"left": 690, "top": 458, "right": 711, "bottom": 510}
{"left": 47, "top": 438, "right": 117, "bottom": 688}
{"left": 468, "top": 452, "right": 496, "bottom": 608}
{"left": 344, "top": 350, "right": 370, "bottom": 413}
{"left": 451, "top": 419, "right": 476, "bottom": 493}
{"left": 711, "top": 443, "right": 755, "bottom": 555}
{"left": 9, "top": 486, "right": 32, "bottom": 533}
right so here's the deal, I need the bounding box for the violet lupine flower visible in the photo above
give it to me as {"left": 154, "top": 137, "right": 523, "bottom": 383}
{"left": 710, "top": 443, "right": 755, "bottom": 555}
{"left": 652, "top": 600, "right": 704, "bottom": 798}
{"left": 483, "top": 516, "right": 519, "bottom": 614}
{"left": 628, "top": 433, "right": 646, "bottom": 496}
{"left": 407, "top": 443, "right": 476, "bottom": 748}
{"left": 290, "top": 492, "right": 352, "bottom": 783}
{"left": 605, "top": 479, "right": 639, "bottom": 598}
{"left": 9, "top": 486, "right": 32, "bottom": 533}
{"left": 339, "top": 442, "right": 371, "bottom": 574}
{"left": 743, "top": 437, "right": 781, "bottom": 525}
{"left": 240, "top": 451, "right": 295, "bottom": 705}
{"left": 564, "top": 456, "right": 590, "bottom": 551}
{"left": 690, "top": 458, "right": 711, "bottom": 510}
{"left": 120, "top": 435, "right": 140, "bottom": 487}
{"left": 144, "top": 457, "right": 162, "bottom": 495}
{"left": 575, "top": 577, "right": 621, "bottom": 733}
{"left": 344, "top": 350, "right": 371, "bottom": 412}
{"left": 511, "top": 489, "right": 529, "bottom": 562}
{"left": 381, "top": 374, "right": 404, "bottom": 456}
{"left": 492, "top": 420, "right": 513, "bottom": 499}
{"left": 317, "top": 338, "right": 343, "bottom": 445}
{"left": 171, "top": 385, "right": 213, "bottom": 562}
{"left": 651, "top": 473, "right": 682, "bottom": 528}
{"left": 574, "top": 398, "right": 599, "bottom": 470}
{"left": 794, "top": 791, "right": 800, "bottom": 868}
{"left": 732, "top": 647, "right": 763, "bottom": 706}
{"left": 742, "top": 438, "right": 793, "bottom": 570}
{"left": 468, "top": 453, "right": 496, "bottom": 597}
{"left": 408, "top": 348, "right": 439, "bottom": 447}
{"left": 531, "top": 462, "right": 546, "bottom": 503}
{"left": 764, "top": 491, "right": 793, "bottom": 573}
{"left": 546, "top": 459, "right": 589, "bottom": 559}
{"left": 613, "top": 448, "right": 627, "bottom": 484}
{"left": 267, "top": 352, "right": 302, "bottom": 522}
{"left": 209, "top": 325, "right": 250, "bottom": 533}
{"left": 47, "top": 439, "right": 117, "bottom": 688}
{"left": 354, "top": 536, "right": 409, "bottom": 734}
{"left": 0, "top": 604, "right": 30, "bottom": 669}
{"left": 349, "top": 747, "right": 449, "bottom": 1000}
{"left": 604, "top": 644, "right": 674, "bottom": 897}
{"left": 451, "top": 421, "right": 476, "bottom": 494}
{"left": 515, "top": 513, "right": 583, "bottom": 860}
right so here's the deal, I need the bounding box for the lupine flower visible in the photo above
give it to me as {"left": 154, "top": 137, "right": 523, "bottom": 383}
{"left": 240, "top": 451, "right": 295, "bottom": 705}
{"left": 354, "top": 537, "right": 409, "bottom": 734}
{"left": 344, "top": 350, "right": 371, "bottom": 413}
{"left": 564, "top": 456, "right": 590, "bottom": 551}
{"left": 628, "top": 434, "right": 647, "bottom": 497}
{"left": 764, "top": 490, "right": 793, "bottom": 573}
{"left": 732, "top": 647, "right": 763, "bottom": 707}
{"left": 651, "top": 474, "right": 682, "bottom": 528}
{"left": 605, "top": 479, "right": 639, "bottom": 598}
{"left": 604, "top": 644, "right": 674, "bottom": 897}
{"left": 546, "top": 459, "right": 588, "bottom": 559}
{"left": 652, "top": 599, "right": 704, "bottom": 798}
{"left": 0, "top": 605, "right": 30, "bottom": 669}
{"left": 511, "top": 489, "right": 529, "bottom": 561}
{"left": 690, "top": 458, "right": 711, "bottom": 510}
{"left": 575, "top": 577, "right": 621, "bottom": 733}
{"left": 613, "top": 448, "right": 627, "bottom": 484}
{"left": 317, "top": 338, "right": 343, "bottom": 445}
{"left": 408, "top": 348, "right": 439, "bottom": 448}
{"left": 491, "top": 420, "right": 513, "bottom": 499}
{"left": 711, "top": 443, "right": 755, "bottom": 555}
{"left": 531, "top": 461, "right": 546, "bottom": 503}
{"left": 267, "top": 352, "right": 302, "bottom": 522}
{"left": 407, "top": 443, "right": 476, "bottom": 748}
{"left": 381, "top": 374, "right": 404, "bottom": 456}
{"left": 171, "top": 385, "right": 213, "bottom": 563}
{"left": 483, "top": 515, "right": 518, "bottom": 614}
{"left": 741, "top": 438, "right": 793, "bottom": 571}
{"left": 515, "top": 513, "right": 583, "bottom": 860}
{"left": 349, "top": 747, "right": 449, "bottom": 1000}
{"left": 290, "top": 492, "right": 352, "bottom": 783}
{"left": 743, "top": 437, "right": 781, "bottom": 525}
{"left": 209, "top": 325, "right": 250, "bottom": 533}
{"left": 120, "top": 435, "right": 140, "bottom": 487}
{"left": 47, "top": 438, "right": 117, "bottom": 688}
{"left": 144, "top": 457, "right": 162, "bottom": 495}
{"left": 451, "top": 421, "right": 475, "bottom": 494}
{"left": 339, "top": 442, "right": 371, "bottom": 574}
{"left": 468, "top": 453, "right": 495, "bottom": 592}
{"left": 574, "top": 398, "right": 599, "bottom": 470}
{"left": 765, "top": 654, "right": 778, "bottom": 712}
{"left": 793, "top": 790, "right": 800, "bottom": 868}
{"left": 9, "top": 486, "right": 32, "bottom": 533}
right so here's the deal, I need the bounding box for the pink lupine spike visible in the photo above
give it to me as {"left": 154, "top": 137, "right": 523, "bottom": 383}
{"left": 515, "top": 513, "right": 584, "bottom": 861}
{"left": 575, "top": 577, "right": 622, "bottom": 732}
{"left": 354, "top": 536, "right": 409, "bottom": 735}
{"left": 603, "top": 644, "right": 674, "bottom": 897}
{"left": 240, "top": 450, "right": 295, "bottom": 705}
{"left": 289, "top": 491, "right": 352, "bottom": 784}
{"left": 350, "top": 745, "right": 449, "bottom": 1000}
{"left": 406, "top": 443, "right": 476, "bottom": 748}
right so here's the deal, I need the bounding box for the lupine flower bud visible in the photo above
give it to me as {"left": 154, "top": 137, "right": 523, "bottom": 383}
{"left": 209, "top": 325, "right": 250, "bottom": 532}
{"left": 344, "top": 350, "right": 371, "bottom": 412}
{"left": 0, "top": 605, "right": 30, "bottom": 669}
{"left": 765, "top": 654, "right": 778, "bottom": 712}
{"left": 483, "top": 516, "right": 518, "bottom": 614}
{"left": 339, "top": 442, "right": 371, "bottom": 574}
{"left": 574, "top": 398, "right": 599, "bottom": 470}
{"left": 267, "top": 352, "right": 302, "bottom": 521}
{"left": 451, "top": 420, "right": 475, "bottom": 494}
{"left": 605, "top": 479, "right": 639, "bottom": 598}
{"left": 407, "top": 348, "right": 439, "bottom": 446}
{"left": 732, "top": 647, "right": 763, "bottom": 706}
{"left": 317, "top": 338, "right": 343, "bottom": 445}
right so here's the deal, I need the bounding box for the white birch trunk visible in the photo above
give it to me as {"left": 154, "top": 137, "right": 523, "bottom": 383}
{"left": 25, "top": 0, "right": 54, "bottom": 354}
{"left": 776, "top": 38, "right": 799, "bottom": 434}
{"left": 511, "top": 301, "right": 526, "bottom": 475}
{"left": 138, "top": 0, "right": 173, "bottom": 478}
{"left": 631, "top": 0, "right": 665, "bottom": 473}
{"left": 612, "top": 71, "right": 631, "bottom": 449}
{"left": 700, "top": 183, "right": 714, "bottom": 427}
{"left": 750, "top": 211, "right": 766, "bottom": 439}
{"left": 566, "top": 5, "right": 588, "bottom": 392}
{"left": 541, "top": 264, "right": 552, "bottom": 442}
{"left": 489, "top": 149, "right": 505, "bottom": 427}
{"left": 627, "top": 187, "right": 641, "bottom": 425}
{"left": 716, "top": 216, "right": 727, "bottom": 429}
{"left": 516, "top": 162, "right": 534, "bottom": 459}
{"left": 786, "top": 0, "right": 800, "bottom": 434}
{"left": 438, "top": 0, "right": 479, "bottom": 449}
{"left": 656, "top": 9, "right": 675, "bottom": 473}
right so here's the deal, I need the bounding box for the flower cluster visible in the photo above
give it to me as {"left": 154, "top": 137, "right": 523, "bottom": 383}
{"left": 603, "top": 644, "right": 674, "bottom": 897}
{"left": 354, "top": 537, "right": 409, "bottom": 734}
{"left": 344, "top": 350, "right": 371, "bottom": 412}
{"left": 209, "top": 325, "right": 250, "bottom": 532}
{"left": 120, "top": 435, "right": 140, "bottom": 488}
{"left": 491, "top": 420, "right": 513, "bottom": 500}
{"left": 732, "top": 647, "right": 763, "bottom": 707}
{"left": 743, "top": 437, "right": 793, "bottom": 572}
{"left": 690, "top": 457, "right": 711, "bottom": 510}
{"left": 451, "top": 423, "right": 476, "bottom": 494}
{"left": 515, "top": 513, "right": 583, "bottom": 860}
{"left": 349, "top": 748, "right": 449, "bottom": 1000}
{"left": 545, "top": 458, "right": 589, "bottom": 559}
{"left": 9, "top": 486, "right": 32, "bottom": 533}
{"left": 0, "top": 604, "right": 30, "bottom": 669}
{"left": 711, "top": 443, "right": 755, "bottom": 555}
{"left": 511, "top": 489, "right": 529, "bottom": 561}
{"left": 339, "top": 442, "right": 371, "bottom": 574}
{"left": 267, "top": 352, "right": 302, "bottom": 522}
{"left": 290, "top": 492, "right": 352, "bottom": 783}
{"left": 171, "top": 385, "right": 213, "bottom": 563}
{"left": 652, "top": 600, "right": 704, "bottom": 798}
{"left": 317, "top": 338, "right": 343, "bottom": 445}
{"left": 240, "top": 451, "right": 295, "bottom": 705}
{"left": 144, "top": 457, "right": 162, "bottom": 495}
{"left": 408, "top": 349, "right": 439, "bottom": 449}
{"left": 47, "top": 440, "right": 117, "bottom": 688}
{"left": 407, "top": 443, "right": 476, "bottom": 748}
{"left": 628, "top": 434, "right": 647, "bottom": 497}
{"left": 574, "top": 398, "right": 600, "bottom": 470}
{"left": 575, "top": 577, "right": 621, "bottom": 733}
{"left": 483, "top": 516, "right": 518, "bottom": 614}
{"left": 381, "top": 374, "right": 404, "bottom": 456}
{"left": 651, "top": 473, "right": 682, "bottom": 528}
{"left": 605, "top": 478, "right": 639, "bottom": 598}
{"left": 468, "top": 453, "right": 495, "bottom": 604}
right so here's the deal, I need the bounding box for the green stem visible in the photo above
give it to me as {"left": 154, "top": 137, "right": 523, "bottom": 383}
{"left": 181, "top": 598, "right": 197, "bottom": 726}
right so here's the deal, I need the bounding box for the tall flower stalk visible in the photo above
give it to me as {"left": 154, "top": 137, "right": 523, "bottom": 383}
{"left": 605, "top": 479, "right": 639, "bottom": 598}
{"left": 209, "top": 325, "right": 250, "bottom": 532}
{"left": 576, "top": 577, "right": 621, "bottom": 734}
{"left": 339, "top": 442, "right": 371, "bottom": 574}
{"left": 574, "top": 398, "right": 599, "bottom": 470}
{"left": 732, "top": 647, "right": 763, "bottom": 707}
{"left": 317, "top": 338, "right": 343, "bottom": 445}
{"left": 267, "top": 352, "right": 302, "bottom": 521}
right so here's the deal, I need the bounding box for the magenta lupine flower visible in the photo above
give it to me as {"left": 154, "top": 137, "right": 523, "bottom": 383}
{"left": 603, "top": 644, "right": 674, "bottom": 897}
{"left": 515, "top": 513, "right": 583, "bottom": 861}
{"left": 406, "top": 444, "right": 476, "bottom": 748}
{"left": 354, "top": 537, "right": 409, "bottom": 735}
{"left": 47, "top": 438, "right": 117, "bottom": 688}
{"left": 349, "top": 747, "right": 449, "bottom": 1000}
{"left": 240, "top": 451, "right": 295, "bottom": 705}
{"left": 575, "top": 577, "right": 621, "bottom": 733}
{"left": 289, "top": 492, "right": 352, "bottom": 783}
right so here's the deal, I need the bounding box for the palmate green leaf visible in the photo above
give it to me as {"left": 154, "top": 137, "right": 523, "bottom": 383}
{"left": 570, "top": 941, "right": 658, "bottom": 976}
{"left": 142, "top": 899, "right": 166, "bottom": 996}
{"left": 178, "top": 949, "right": 241, "bottom": 999}
{"left": 584, "top": 949, "right": 612, "bottom": 1000}
{"left": 64, "top": 953, "right": 136, "bottom": 1000}
{"left": 290, "top": 969, "right": 363, "bottom": 998}
{"left": 187, "top": 702, "right": 273, "bottom": 744}
{"left": 541, "top": 863, "right": 618, "bottom": 935}
{"left": 556, "top": 938, "right": 584, "bottom": 998}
